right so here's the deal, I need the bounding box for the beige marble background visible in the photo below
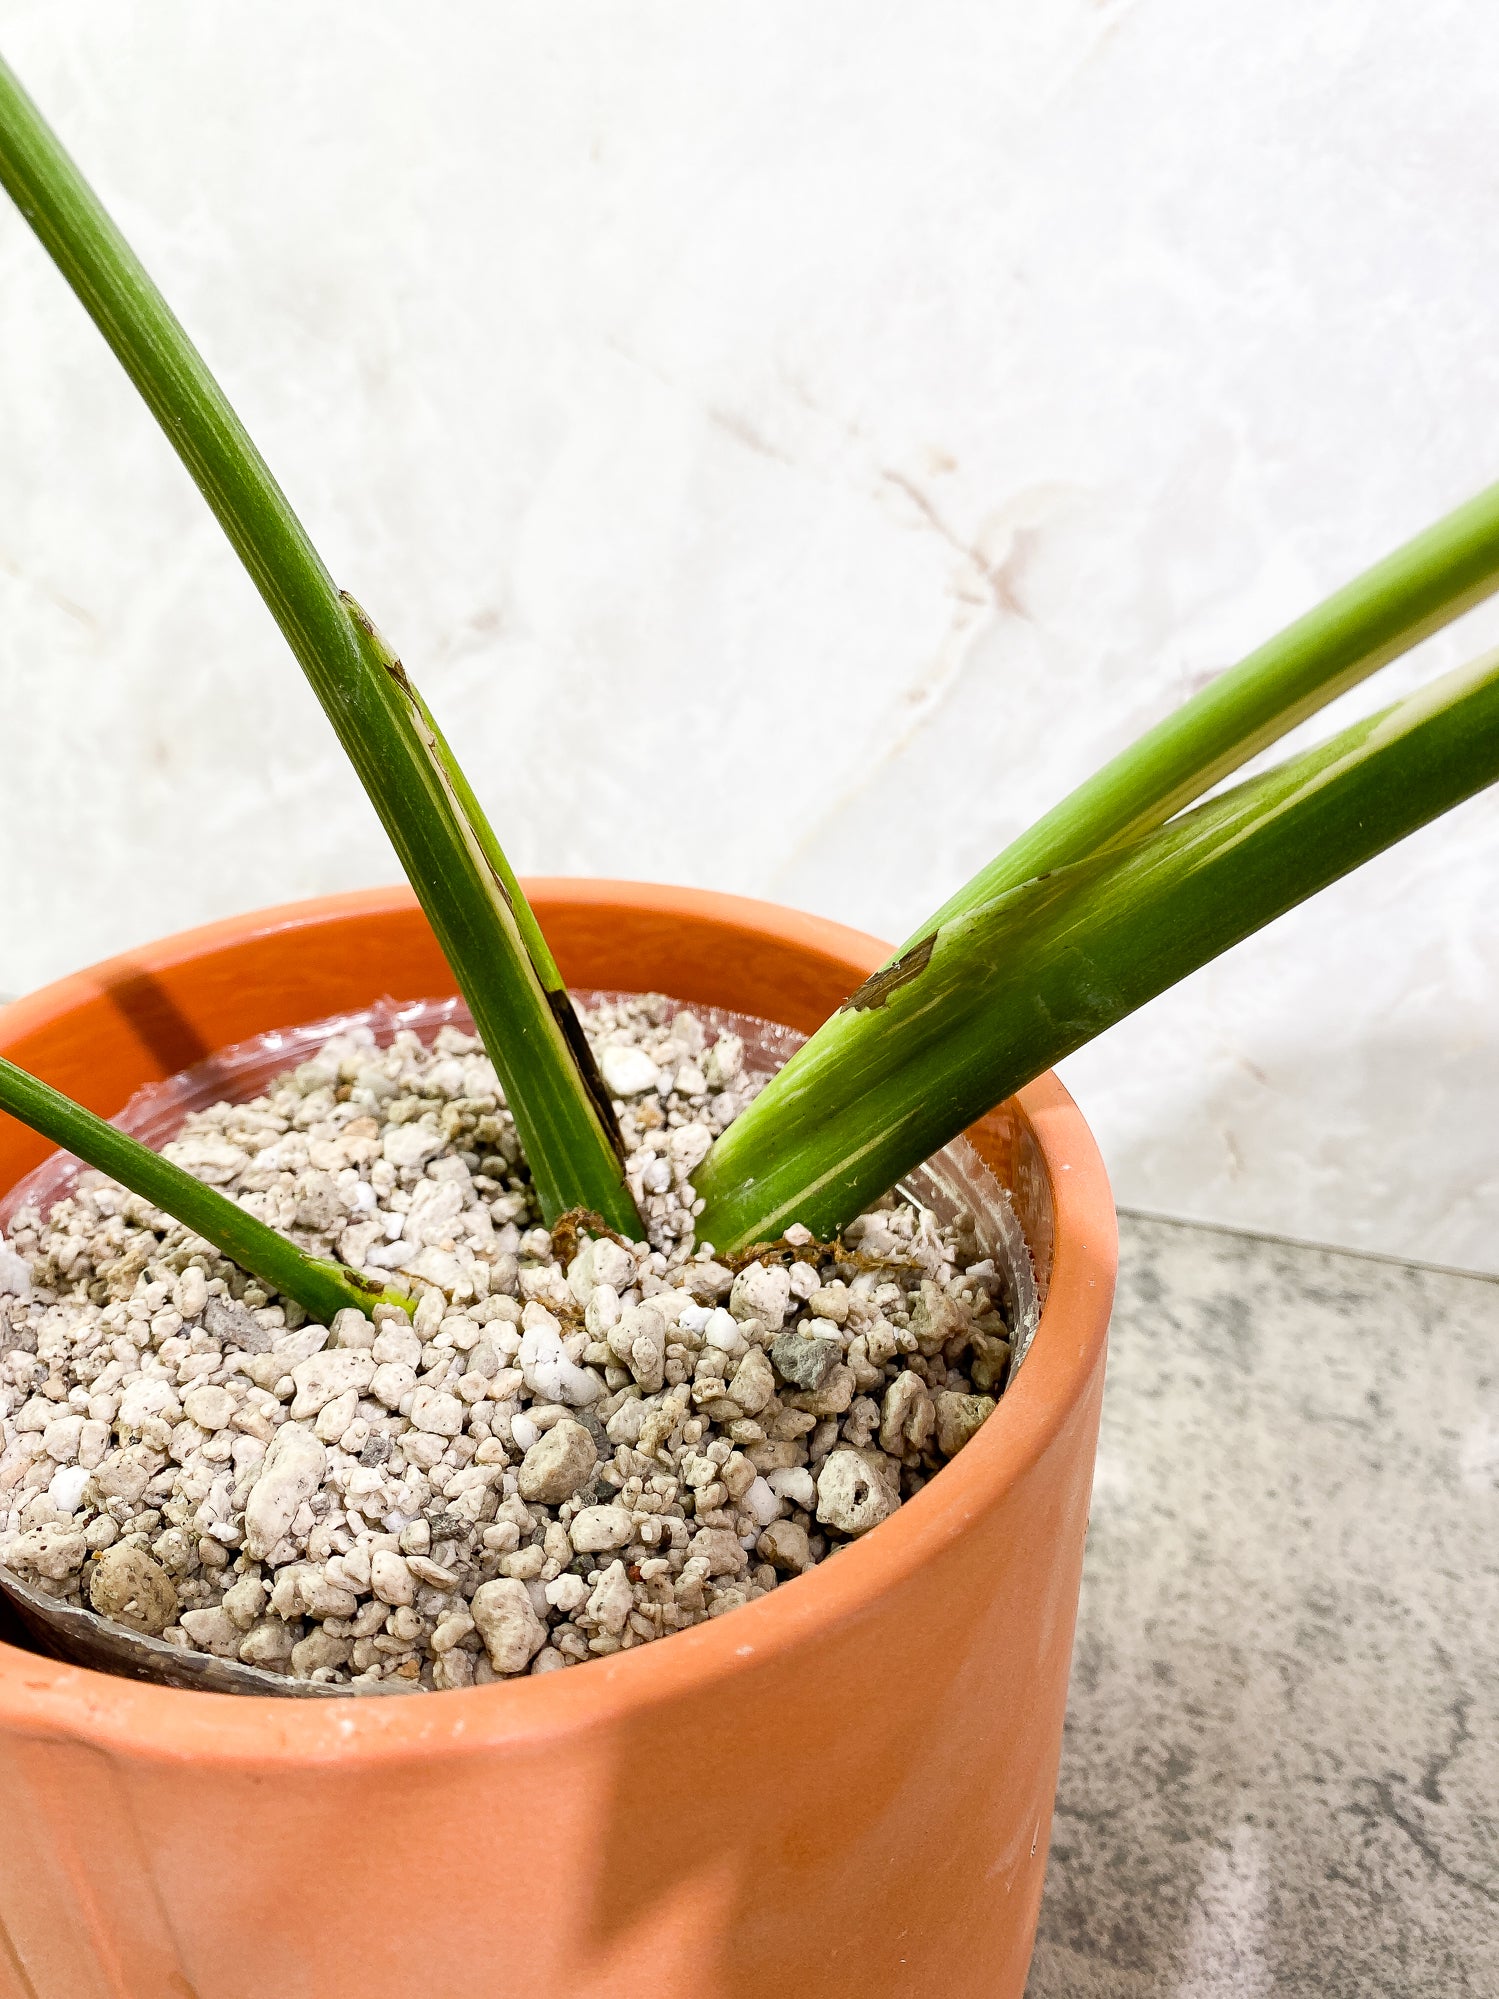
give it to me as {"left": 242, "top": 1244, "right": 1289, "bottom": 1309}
{"left": 2, "top": 2, "right": 1499, "bottom": 1268}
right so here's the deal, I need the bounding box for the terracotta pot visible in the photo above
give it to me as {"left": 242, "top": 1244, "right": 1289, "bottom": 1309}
{"left": 0, "top": 882, "right": 1116, "bottom": 1999}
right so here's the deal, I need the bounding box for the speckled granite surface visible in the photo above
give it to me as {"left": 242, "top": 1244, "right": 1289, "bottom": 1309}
{"left": 1026, "top": 1214, "right": 1499, "bottom": 1998}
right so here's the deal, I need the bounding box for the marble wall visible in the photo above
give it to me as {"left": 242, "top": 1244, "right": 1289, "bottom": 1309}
{"left": 3, "top": 2, "right": 1498, "bottom": 1268}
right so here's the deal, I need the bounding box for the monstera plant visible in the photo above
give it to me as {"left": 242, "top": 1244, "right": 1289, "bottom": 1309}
{"left": 1, "top": 51, "right": 1498, "bottom": 1297}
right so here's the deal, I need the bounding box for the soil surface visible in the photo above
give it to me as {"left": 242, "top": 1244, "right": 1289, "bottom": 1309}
{"left": 0, "top": 998, "right": 1013, "bottom": 1691}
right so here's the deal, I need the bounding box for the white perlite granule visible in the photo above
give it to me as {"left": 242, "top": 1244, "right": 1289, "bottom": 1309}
{"left": 0, "top": 998, "right": 1014, "bottom": 1691}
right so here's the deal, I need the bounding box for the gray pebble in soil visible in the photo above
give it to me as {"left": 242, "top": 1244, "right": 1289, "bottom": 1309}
{"left": 771, "top": 1331, "right": 842, "bottom": 1392}
{"left": 204, "top": 1296, "right": 273, "bottom": 1353}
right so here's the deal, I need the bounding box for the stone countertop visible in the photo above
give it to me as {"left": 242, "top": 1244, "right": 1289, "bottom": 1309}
{"left": 1026, "top": 1214, "right": 1499, "bottom": 1998}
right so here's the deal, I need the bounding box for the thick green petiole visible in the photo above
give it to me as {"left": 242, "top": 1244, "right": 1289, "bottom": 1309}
{"left": 0, "top": 53, "right": 641, "bottom": 1237}
{"left": 694, "top": 647, "right": 1499, "bottom": 1250}
{"left": 0, "top": 1058, "right": 413, "bottom": 1323}
{"left": 902, "top": 478, "right": 1499, "bottom": 951}
{"left": 338, "top": 600, "right": 638, "bottom": 1231}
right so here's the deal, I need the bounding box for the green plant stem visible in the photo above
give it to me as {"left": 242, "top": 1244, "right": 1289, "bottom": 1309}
{"left": 0, "top": 1058, "right": 412, "bottom": 1322}
{"left": 341, "top": 601, "right": 638, "bottom": 1231}
{"left": 0, "top": 53, "right": 640, "bottom": 1237}
{"left": 694, "top": 646, "right": 1499, "bottom": 1250}
{"left": 903, "top": 478, "right": 1499, "bottom": 951}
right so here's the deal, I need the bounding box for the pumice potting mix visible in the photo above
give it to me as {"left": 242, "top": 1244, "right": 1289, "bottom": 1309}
{"left": 0, "top": 999, "right": 1015, "bottom": 1691}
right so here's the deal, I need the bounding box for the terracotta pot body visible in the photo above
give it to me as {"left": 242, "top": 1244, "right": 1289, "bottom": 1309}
{"left": 0, "top": 883, "right": 1115, "bottom": 1999}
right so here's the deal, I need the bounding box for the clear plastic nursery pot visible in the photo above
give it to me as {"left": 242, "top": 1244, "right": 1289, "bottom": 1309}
{"left": 0, "top": 882, "right": 1116, "bottom": 1999}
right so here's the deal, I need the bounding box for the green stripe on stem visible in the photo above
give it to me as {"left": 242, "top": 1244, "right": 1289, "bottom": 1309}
{"left": 0, "top": 1058, "right": 413, "bottom": 1323}
{"left": 0, "top": 53, "right": 639, "bottom": 1236}
{"left": 904, "top": 478, "right": 1499, "bottom": 951}
{"left": 694, "top": 647, "right": 1499, "bottom": 1250}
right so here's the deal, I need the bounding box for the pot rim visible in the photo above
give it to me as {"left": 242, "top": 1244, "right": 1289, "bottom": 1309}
{"left": 0, "top": 881, "right": 1116, "bottom": 1764}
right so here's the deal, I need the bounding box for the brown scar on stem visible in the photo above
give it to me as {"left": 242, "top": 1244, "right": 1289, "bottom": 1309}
{"left": 547, "top": 991, "right": 628, "bottom": 1159}
{"left": 481, "top": 852, "right": 517, "bottom": 912}
{"left": 338, "top": 1266, "right": 416, "bottom": 1311}
{"left": 341, "top": 590, "right": 413, "bottom": 688}
{"left": 842, "top": 931, "right": 937, "bottom": 1013}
